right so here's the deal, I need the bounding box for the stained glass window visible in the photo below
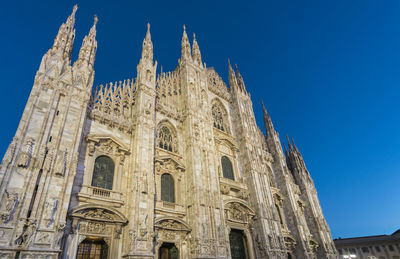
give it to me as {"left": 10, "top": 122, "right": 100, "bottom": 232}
{"left": 91, "top": 156, "right": 114, "bottom": 190}
{"left": 161, "top": 173, "right": 175, "bottom": 203}
{"left": 212, "top": 104, "right": 225, "bottom": 131}
{"left": 158, "top": 126, "right": 174, "bottom": 152}
{"left": 221, "top": 156, "right": 234, "bottom": 180}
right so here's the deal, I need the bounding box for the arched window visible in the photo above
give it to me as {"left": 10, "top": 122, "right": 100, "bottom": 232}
{"left": 91, "top": 155, "right": 114, "bottom": 190}
{"left": 161, "top": 173, "right": 175, "bottom": 203}
{"left": 212, "top": 103, "right": 225, "bottom": 131}
{"left": 157, "top": 126, "right": 174, "bottom": 152}
{"left": 221, "top": 156, "right": 234, "bottom": 180}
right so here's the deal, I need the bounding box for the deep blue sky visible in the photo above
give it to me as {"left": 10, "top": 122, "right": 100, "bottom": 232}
{"left": 1, "top": 0, "right": 399, "bottom": 238}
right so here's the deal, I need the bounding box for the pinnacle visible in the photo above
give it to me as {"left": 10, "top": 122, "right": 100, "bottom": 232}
{"left": 93, "top": 15, "right": 98, "bottom": 26}
{"left": 72, "top": 5, "right": 78, "bottom": 16}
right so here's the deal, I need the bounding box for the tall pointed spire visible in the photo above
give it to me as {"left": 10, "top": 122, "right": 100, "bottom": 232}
{"left": 137, "top": 23, "right": 157, "bottom": 86}
{"left": 262, "top": 100, "right": 276, "bottom": 139}
{"left": 180, "top": 25, "right": 192, "bottom": 62}
{"left": 141, "top": 23, "right": 153, "bottom": 62}
{"left": 76, "top": 15, "right": 98, "bottom": 67}
{"left": 51, "top": 5, "right": 78, "bottom": 59}
{"left": 235, "top": 64, "right": 247, "bottom": 92}
{"left": 228, "top": 59, "right": 237, "bottom": 88}
{"left": 192, "top": 33, "right": 202, "bottom": 66}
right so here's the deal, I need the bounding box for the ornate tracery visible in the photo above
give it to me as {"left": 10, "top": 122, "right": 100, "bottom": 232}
{"left": 211, "top": 99, "right": 230, "bottom": 134}
{"left": 157, "top": 123, "right": 177, "bottom": 153}
{"left": 212, "top": 104, "right": 225, "bottom": 131}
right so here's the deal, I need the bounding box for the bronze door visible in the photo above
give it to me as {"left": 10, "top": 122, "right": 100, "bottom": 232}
{"left": 159, "top": 243, "right": 179, "bottom": 259}
{"left": 229, "top": 230, "right": 247, "bottom": 259}
{"left": 77, "top": 239, "right": 108, "bottom": 259}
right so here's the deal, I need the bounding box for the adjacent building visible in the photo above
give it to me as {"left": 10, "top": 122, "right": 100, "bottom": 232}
{"left": 334, "top": 230, "right": 400, "bottom": 259}
{"left": 0, "top": 6, "right": 338, "bottom": 259}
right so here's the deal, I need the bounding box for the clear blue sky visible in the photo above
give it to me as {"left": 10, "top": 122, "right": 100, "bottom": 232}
{"left": 1, "top": 0, "right": 399, "bottom": 238}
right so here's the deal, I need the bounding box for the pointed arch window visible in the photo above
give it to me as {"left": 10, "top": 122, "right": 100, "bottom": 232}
{"left": 91, "top": 155, "right": 114, "bottom": 190}
{"left": 157, "top": 126, "right": 175, "bottom": 152}
{"left": 212, "top": 104, "right": 225, "bottom": 131}
{"left": 161, "top": 173, "right": 175, "bottom": 203}
{"left": 221, "top": 156, "right": 234, "bottom": 180}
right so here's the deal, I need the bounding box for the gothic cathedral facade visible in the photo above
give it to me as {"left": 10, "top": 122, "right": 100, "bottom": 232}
{"left": 0, "top": 6, "right": 337, "bottom": 259}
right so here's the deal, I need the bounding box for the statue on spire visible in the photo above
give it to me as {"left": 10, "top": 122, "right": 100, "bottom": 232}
{"left": 192, "top": 33, "right": 202, "bottom": 66}
{"left": 180, "top": 25, "right": 192, "bottom": 62}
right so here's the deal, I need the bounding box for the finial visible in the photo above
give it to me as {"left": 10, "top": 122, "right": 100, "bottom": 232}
{"left": 193, "top": 33, "right": 196, "bottom": 39}
{"left": 183, "top": 24, "right": 186, "bottom": 31}
{"left": 93, "top": 15, "right": 98, "bottom": 26}
{"left": 147, "top": 23, "right": 150, "bottom": 32}
{"left": 72, "top": 5, "right": 78, "bottom": 15}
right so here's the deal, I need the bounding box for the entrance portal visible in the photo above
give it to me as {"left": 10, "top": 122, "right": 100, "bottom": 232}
{"left": 77, "top": 238, "right": 108, "bottom": 259}
{"left": 229, "top": 229, "right": 248, "bottom": 259}
{"left": 159, "top": 242, "right": 179, "bottom": 259}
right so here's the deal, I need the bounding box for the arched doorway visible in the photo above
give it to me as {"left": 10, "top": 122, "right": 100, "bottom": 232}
{"left": 229, "top": 229, "right": 248, "bottom": 259}
{"left": 77, "top": 238, "right": 108, "bottom": 259}
{"left": 159, "top": 242, "right": 179, "bottom": 259}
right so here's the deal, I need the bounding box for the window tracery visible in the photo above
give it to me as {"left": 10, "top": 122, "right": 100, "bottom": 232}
{"left": 157, "top": 125, "right": 176, "bottom": 153}
{"left": 212, "top": 104, "right": 225, "bottom": 131}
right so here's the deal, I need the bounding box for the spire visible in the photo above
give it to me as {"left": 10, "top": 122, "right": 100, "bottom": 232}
{"left": 76, "top": 15, "right": 98, "bottom": 67}
{"left": 51, "top": 5, "right": 78, "bottom": 59}
{"left": 228, "top": 59, "right": 237, "bottom": 88}
{"left": 235, "top": 64, "right": 247, "bottom": 92}
{"left": 286, "top": 135, "right": 293, "bottom": 151}
{"left": 192, "top": 33, "right": 202, "bottom": 66}
{"left": 137, "top": 23, "right": 157, "bottom": 86}
{"left": 180, "top": 25, "right": 191, "bottom": 62}
{"left": 141, "top": 23, "right": 153, "bottom": 61}
{"left": 262, "top": 100, "right": 276, "bottom": 139}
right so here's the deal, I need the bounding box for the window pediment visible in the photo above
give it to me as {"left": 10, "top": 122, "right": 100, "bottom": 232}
{"left": 71, "top": 204, "right": 128, "bottom": 224}
{"left": 86, "top": 134, "right": 130, "bottom": 160}
{"left": 155, "top": 156, "right": 185, "bottom": 173}
{"left": 215, "top": 137, "right": 238, "bottom": 153}
{"left": 155, "top": 216, "right": 191, "bottom": 232}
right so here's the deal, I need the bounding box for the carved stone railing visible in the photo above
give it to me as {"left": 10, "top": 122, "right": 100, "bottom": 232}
{"left": 78, "top": 185, "right": 124, "bottom": 207}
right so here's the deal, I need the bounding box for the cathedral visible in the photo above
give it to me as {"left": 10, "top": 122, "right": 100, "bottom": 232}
{"left": 0, "top": 6, "right": 338, "bottom": 259}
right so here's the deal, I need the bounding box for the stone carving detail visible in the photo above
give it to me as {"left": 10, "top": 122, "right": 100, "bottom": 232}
{"left": 15, "top": 220, "right": 37, "bottom": 247}
{"left": 157, "top": 125, "right": 176, "bottom": 153}
{"left": 56, "top": 223, "right": 66, "bottom": 246}
{"left": 83, "top": 208, "right": 114, "bottom": 220}
{"left": 17, "top": 138, "right": 35, "bottom": 168}
{"left": 87, "top": 222, "right": 106, "bottom": 233}
{"left": 156, "top": 71, "right": 184, "bottom": 122}
{"left": 45, "top": 199, "right": 58, "bottom": 228}
{"left": 207, "top": 68, "right": 230, "bottom": 101}
{"left": 55, "top": 149, "right": 68, "bottom": 176}
{"left": 0, "top": 191, "right": 18, "bottom": 224}
{"left": 90, "top": 79, "right": 136, "bottom": 132}
{"left": 86, "top": 135, "right": 130, "bottom": 165}
{"left": 0, "top": 137, "right": 17, "bottom": 169}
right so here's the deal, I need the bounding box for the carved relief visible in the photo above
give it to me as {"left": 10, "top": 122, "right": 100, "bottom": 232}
{"left": 15, "top": 220, "right": 37, "bottom": 247}
{"left": 90, "top": 79, "right": 136, "bottom": 132}
{"left": 0, "top": 191, "right": 18, "bottom": 224}
{"left": 17, "top": 138, "right": 35, "bottom": 168}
